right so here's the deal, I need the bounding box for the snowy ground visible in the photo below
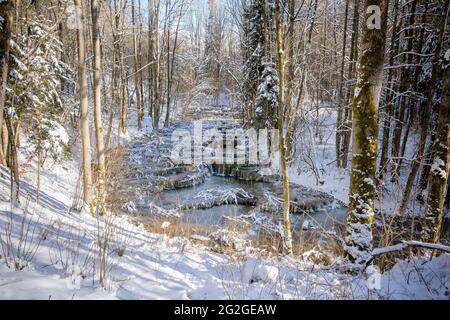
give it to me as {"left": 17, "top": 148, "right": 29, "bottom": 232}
{"left": 0, "top": 111, "right": 449, "bottom": 300}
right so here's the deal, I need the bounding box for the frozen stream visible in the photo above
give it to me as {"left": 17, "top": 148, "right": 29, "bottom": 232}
{"left": 119, "top": 120, "right": 347, "bottom": 245}
{"left": 146, "top": 175, "right": 347, "bottom": 230}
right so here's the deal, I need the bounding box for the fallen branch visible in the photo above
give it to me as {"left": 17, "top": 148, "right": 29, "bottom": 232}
{"left": 365, "top": 240, "right": 450, "bottom": 266}
{"left": 372, "top": 240, "right": 450, "bottom": 256}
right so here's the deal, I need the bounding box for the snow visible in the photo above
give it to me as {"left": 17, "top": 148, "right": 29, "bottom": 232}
{"left": 444, "top": 49, "right": 450, "bottom": 61}
{"left": 373, "top": 240, "right": 450, "bottom": 256}
{"left": 242, "top": 257, "right": 279, "bottom": 284}
{"left": 289, "top": 109, "right": 350, "bottom": 205}
{"left": 161, "top": 221, "right": 171, "bottom": 230}
{"left": 431, "top": 157, "right": 447, "bottom": 180}
{"left": 1, "top": 152, "right": 448, "bottom": 300}
{"left": 0, "top": 109, "right": 449, "bottom": 300}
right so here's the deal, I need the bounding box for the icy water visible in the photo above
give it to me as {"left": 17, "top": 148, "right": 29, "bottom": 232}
{"left": 146, "top": 175, "right": 347, "bottom": 231}
{"left": 147, "top": 176, "right": 274, "bottom": 208}
{"left": 125, "top": 120, "right": 347, "bottom": 243}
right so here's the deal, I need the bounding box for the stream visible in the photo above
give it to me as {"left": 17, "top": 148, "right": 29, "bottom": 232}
{"left": 117, "top": 119, "right": 347, "bottom": 248}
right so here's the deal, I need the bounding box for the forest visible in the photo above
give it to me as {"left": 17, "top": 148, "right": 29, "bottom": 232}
{"left": 0, "top": 0, "right": 449, "bottom": 300}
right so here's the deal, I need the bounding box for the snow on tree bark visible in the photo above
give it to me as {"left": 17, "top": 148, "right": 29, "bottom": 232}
{"left": 345, "top": 0, "right": 389, "bottom": 266}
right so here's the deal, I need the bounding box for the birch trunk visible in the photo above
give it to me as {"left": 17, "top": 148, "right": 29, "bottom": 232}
{"left": 275, "top": 0, "right": 293, "bottom": 255}
{"left": 91, "top": 0, "right": 107, "bottom": 214}
{"left": 74, "top": 0, "right": 93, "bottom": 208}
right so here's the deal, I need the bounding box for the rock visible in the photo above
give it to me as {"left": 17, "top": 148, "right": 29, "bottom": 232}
{"left": 181, "top": 188, "right": 257, "bottom": 210}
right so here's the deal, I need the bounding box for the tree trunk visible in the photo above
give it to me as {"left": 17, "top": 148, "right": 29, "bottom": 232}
{"left": 378, "top": 0, "right": 399, "bottom": 179}
{"left": 105, "top": 49, "right": 116, "bottom": 150}
{"left": 74, "top": 0, "right": 93, "bottom": 209}
{"left": 340, "top": 0, "right": 360, "bottom": 169}
{"left": 399, "top": 0, "right": 449, "bottom": 216}
{"left": 275, "top": 0, "right": 293, "bottom": 255}
{"left": 164, "top": 0, "right": 184, "bottom": 128}
{"left": 345, "top": 0, "right": 389, "bottom": 266}
{"left": 422, "top": 42, "right": 450, "bottom": 244}
{"left": 390, "top": 0, "right": 418, "bottom": 181}
{"left": 151, "top": 0, "right": 161, "bottom": 135}
{"left": 132, "top": 0, "right": 143, "bottom": 130}
{"left": 148, "top": 0, "right": 154, "bottom": 118}
{"left": 91, "top": 0, "right": 107, "bottom": 214}
{"left": 36, "top": 148, "right": 41, "bottom": 205}
{"left": 285, "top": 0, "right": 297, "bottom": 161}
{"left": 5, "top": 113, "right": 19, "bottom": 203}
{"left": 164, "top": 0, "right": 172, "bottom": 128}
{"left": 0, "top": 1, "right": 13, "bottom": 166}
{"left": 1, "top": 123, "right": 8, "bottom": 166}
{"left": 336, "top": 0, "right": 350, "bottom": 168}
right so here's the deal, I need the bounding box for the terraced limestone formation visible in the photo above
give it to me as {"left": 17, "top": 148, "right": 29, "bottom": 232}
{"left": 117, "top": 119, "right": 344, "bottom": 222}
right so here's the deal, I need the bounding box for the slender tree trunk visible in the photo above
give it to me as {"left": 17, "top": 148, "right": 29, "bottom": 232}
{"left": 295, "top": 0, "right": 317, "bottom": 119}
{"left": 340, "top": 0, "right": 360, "bottom": 169}
{"left": 285, "top": 0, "right": 296, "bottom": 161}
{"left": 378, "top": 0, "right": 399, "bottom": 179}
{"left": 148, "top": 0, "right": 154, "bottom": 118}
{"left": 91, "top": 0, "right": 107, "bottom": 214}
{"left": 336, "top": 0, "right": 350, "bottom": 168}
{"left": 132, "top": 0, "right": 143, "bottom": 129}
{"left": 390, "top": 0, "right": 418, "bottom": 181}
{"left": 275, "top": 0, "right": 293, "bottom": 255}
{"left": 151, "top": 0, "right": 161, "bottom": 135}
{"left": 1, "top": 124, "right": 8, "bottom": 165}
{"left": 417, "top": 134, "right": 435, "bottom": 201}
{"left": 36, "top": 148, "right": 41, "bottom": 205}
{"left": 105, "top": 49, "right": 116, "bottom": 150}
{"left": 118, "top": 59, "right": 126, "bottom": 138}
{"left": 164, "top": 0, "right": 184, "bottom": 128}
{"left": 5, "top": 112, "right": 19, "bottom": 203}
{"left": 74, "top": 0, "right": 93, "bottom": 209}
{"left": 164, "top": 0, "right": 172, "bottom": 128}
{"left": 345, "top": 0, "right": 389, "bottom": 266}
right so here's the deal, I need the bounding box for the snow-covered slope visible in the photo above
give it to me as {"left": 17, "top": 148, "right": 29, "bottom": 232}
{"left": 0, "top": 124, "right": 448, "bottom": 300}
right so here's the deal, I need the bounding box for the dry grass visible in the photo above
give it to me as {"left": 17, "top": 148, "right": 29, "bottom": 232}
{"left": 104, "top": 145, "right": 130, "bottom": 214}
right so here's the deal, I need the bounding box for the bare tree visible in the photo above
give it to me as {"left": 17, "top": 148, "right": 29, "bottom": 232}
{"left": 275, "top": 0, "right": 293, "bottom": 255}
{"left": 91, "top": 0, "right": 107, "bottom": 214}
{"left": 74, "top": 0, "right": 93, "bottom": 209}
